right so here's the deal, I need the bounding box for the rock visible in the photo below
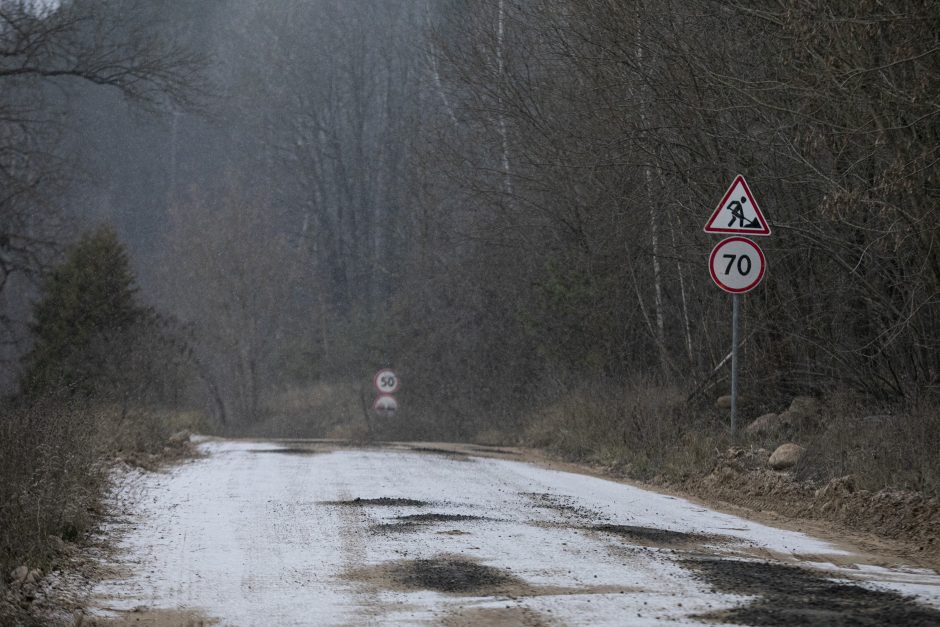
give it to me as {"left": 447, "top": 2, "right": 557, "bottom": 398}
{"left": 745, "top": 413, "right": 781, "bottom": 435}
{"left": 9, "top": 565, "right": 28, "bottom": 584}
{"left": 769, "top": 443, "right": 804, "bottom": 470}
{"left": 788, "top": 395, "right": 818, "bottom": 418}
{"left": 716, "top": 395, "right": 732, "bottom": 410}
{"left": 168, "top": 430, "right": 191, "bottom": 446}
{"left": 25, "top": 569, "right": 42, "bottom": 585}
{"left": 48, "top": 534, "right": 66, "bottom": 553}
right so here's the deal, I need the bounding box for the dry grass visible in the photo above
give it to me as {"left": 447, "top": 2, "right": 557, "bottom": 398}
{"left": 525, "top": 382, "right": 939, "bottom": 501}
{"left": 0, "top": 399, "right": 206, "bottom": 576}
{"left": 235, "top": 381, "right": 367, "bottom": 439}
{"left": 524, "top": 378, "right": 723, "bottom": 481}
{"left": 0, "top": 400, "right": 104, "bottom": 573}
{"left": 794, "top": 394, "right": 940, "bottom": 498}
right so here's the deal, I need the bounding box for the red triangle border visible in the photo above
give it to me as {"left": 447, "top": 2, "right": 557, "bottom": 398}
{"left": 703, "top": 174, "right": 771, "bottom": 236}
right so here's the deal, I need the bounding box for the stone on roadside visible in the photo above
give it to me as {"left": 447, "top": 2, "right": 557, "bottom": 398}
{"left": 25, "top": 568, "right": 42, "bottom": 585}
{"left": 716, "top": 395, "right": 732, "bottom": 410}
{"left": 745, "top": 413, "right": 780, "bottom": 435}
{"left": 769, "top": 443, "right": 804, "bottom": 470}
{"left": 9, "top": 565, "right": 28, "bottom": 584}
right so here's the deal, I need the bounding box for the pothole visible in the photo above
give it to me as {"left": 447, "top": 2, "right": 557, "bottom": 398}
{"left": 682, "top": 558, "right": 940, "bottom": 626}
{"left": 370, "top": 522, "right": 420, "bottom": 534}
{"left": 323, "top": 497, "right": 431, "bottom": 507}
{"left": 249, "top": 447, "right": 318, "bottom": 455}
{"left": 388, "top": 557, "right": 522, "bottom": 594}
{"left": 406, "top": 447, "right": 474, "bottom": 460}
{"left": 348, "top": 555, "right": 524, "bottom": 595}
{"left": 589, "top": 524, "right": 731, "bottom": 548}
{"left": 394, "top": 513, "right": 484, "bottom": 523}
{"left": 523, "top": 492, "right": 605, "bottom": 521}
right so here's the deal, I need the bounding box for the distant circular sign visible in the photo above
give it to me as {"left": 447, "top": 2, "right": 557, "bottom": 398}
{"left": 708, "top": 237, "right": 766, "bottom": 294}
{"left": 373, "top": 369, "right": 400, "bottom": 394}
{"left": 372, "top": 394, "right": 398, "bottom": 417}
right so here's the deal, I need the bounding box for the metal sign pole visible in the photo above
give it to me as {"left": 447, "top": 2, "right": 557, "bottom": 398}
{"left": 730, "top": 293, "right": 740, "bottom": 439}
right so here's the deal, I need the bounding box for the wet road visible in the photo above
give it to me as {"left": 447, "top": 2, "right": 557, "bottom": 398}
{"left": 91, "top": 440, "right": 940, "bottom": 626}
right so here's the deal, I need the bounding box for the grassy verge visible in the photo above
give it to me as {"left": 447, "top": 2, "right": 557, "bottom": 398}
{"left": 0, "top": 399, "right": 206, "bottom": 584}
{"left": 521, "top": 380, "right": 940, "bottom": 547}
{"left": 524, "top": 378, "right": 725, "bottom": 481}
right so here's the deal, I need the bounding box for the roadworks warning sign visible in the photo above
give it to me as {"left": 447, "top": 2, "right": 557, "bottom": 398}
{"left": 704, "top": 175, "right": 771, "bottom": 236}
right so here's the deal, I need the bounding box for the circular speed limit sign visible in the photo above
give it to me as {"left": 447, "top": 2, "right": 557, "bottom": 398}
{"left": 372, "top": 394, "right": 398, "bottom": 417}
{"left": 709, "top": 237, "right": 766, "bottom": 293}
{"left": 373, "top": 369, "right": 400, "bottom": 394}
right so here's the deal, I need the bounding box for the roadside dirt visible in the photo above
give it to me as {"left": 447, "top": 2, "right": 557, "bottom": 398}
{"left": 81, "top": 607, "right": 217, "bottom": 626}
{"left": 416, "top": 441, "right": 940, "bottom": 574}
{"left": 682, "top": 558, "right": 940, "bottom": 626}
{"left": 683, "top": 454, "right": 940, "bottom": 563}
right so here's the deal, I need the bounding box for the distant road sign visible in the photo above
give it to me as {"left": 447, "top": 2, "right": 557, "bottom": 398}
{"left": 372, "top": 394, "right": 398, "bottom": 417}
{"left": 374, "top": 369, "right": 400, "bottom": 394}
{"left": 709, "top": 237, "right": 766, "bottom": 293}
{"left": 704, "top": 175, "right": 771, "bottom": 236}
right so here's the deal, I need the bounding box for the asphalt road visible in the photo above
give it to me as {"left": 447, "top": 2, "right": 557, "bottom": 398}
{"left": 89, "top": 440, "right": 940, "bottom": 626}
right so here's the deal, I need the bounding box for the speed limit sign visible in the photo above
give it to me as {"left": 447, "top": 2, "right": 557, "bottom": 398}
{"left": 708, "top": 237, "right": 766, "bottom": 294}
{"left": 373, "top": 369, "right": 400, "bottom": 394}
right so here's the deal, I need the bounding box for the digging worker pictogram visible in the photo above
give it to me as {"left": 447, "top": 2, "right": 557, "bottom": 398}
{"left": 727, "top": 196, "right": 759, "bottom": 229}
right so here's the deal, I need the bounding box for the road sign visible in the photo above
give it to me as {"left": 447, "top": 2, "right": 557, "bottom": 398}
{"left": 372, "top": 394, "right": 398, "bottom": 417}
{"left": 708, "top": 237, "right": 766, "bottom": 293}
{"left": 373, "top": 369, "right": 400, "bottom": 394}
{"left": 704, "top": 175, "right": 771, "bottom": 236}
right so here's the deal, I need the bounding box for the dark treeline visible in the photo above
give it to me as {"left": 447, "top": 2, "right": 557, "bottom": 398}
{"left": 2, "top": 0, "right": 938, "bottom": 435}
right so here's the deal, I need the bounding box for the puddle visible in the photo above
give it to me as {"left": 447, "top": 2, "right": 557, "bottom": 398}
{"left": 682, "top": 558, "right": 940, "bottom": 625}
{"left": 323, "top": 497, "right": 431, "bottom": 507}
{"left": 590, "top": 524, "right": 731, "bottom": 548}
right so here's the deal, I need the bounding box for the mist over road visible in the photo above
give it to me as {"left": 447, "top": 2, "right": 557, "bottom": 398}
{"left": 91, "top": 441, "right": 940, "bottom": 626}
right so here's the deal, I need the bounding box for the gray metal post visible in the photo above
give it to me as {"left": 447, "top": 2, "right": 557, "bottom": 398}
{"left": 730, "top": 293, "right": 741, "bottom": 439}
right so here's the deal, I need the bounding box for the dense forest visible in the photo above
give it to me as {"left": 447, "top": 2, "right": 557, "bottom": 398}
{"left": 1, "top": 0, "right": 938, "bottom": 577}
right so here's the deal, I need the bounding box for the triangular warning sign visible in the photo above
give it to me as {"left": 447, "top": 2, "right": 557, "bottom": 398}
{"left": 703, "top": 175, "right": 771, "bottom": 236}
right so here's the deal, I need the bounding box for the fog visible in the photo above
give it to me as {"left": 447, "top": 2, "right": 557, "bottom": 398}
{"left": 3, "top": 0, "right": 938, "bottom": 439}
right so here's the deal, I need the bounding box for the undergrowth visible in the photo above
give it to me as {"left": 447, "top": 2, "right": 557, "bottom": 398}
{"left": 523, "top": 380, "right": 940, "bottom": 500}
{"left": 0, "top": 399, "right": 205, "bottom": 577}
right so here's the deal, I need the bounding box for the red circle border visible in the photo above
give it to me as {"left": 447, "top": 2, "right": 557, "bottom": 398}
{"left": 708, "top": 236, "right": 766, "bottom": 294}
{"left": 373, "top": 369, "right": 400, "bottom": 394}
